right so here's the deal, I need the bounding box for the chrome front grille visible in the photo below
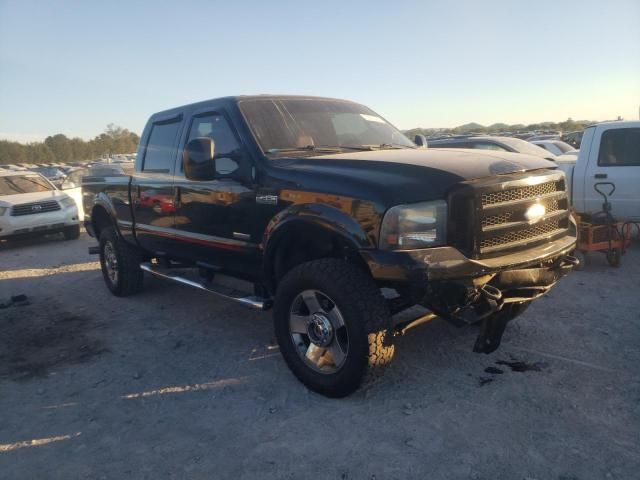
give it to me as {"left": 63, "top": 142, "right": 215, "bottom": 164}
{"left": 476, "top": 173, "right": 569, "bottom": 256}
{"left": 480, "top": 220, "right": 565, "bottom": 251}
{"left": 10, "top": 200, "right": 61, "bottom": 216}
{"left": 481, "top": 198, "right": 561, "bottom": 229}
{"left": 481, "top": 180, "right": 559, "bottom": 206}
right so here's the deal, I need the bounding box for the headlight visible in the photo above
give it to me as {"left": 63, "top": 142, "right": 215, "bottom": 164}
{"left": 59, "top": 197, "right": 77, "bottom": 208}
{"left": 380, "top": 200, "right": 447, "bottom": 250}
{"left": 0, "top": 206, "right": 7, "bottom": 216}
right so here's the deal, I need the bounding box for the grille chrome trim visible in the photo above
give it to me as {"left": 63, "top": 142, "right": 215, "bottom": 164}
{"left": 449, "top": 171, "right": 570, "bottom": 258}
{"left": 10, "top": 200, "right": 61, "bottom": 216}
{"left": 481, "top": 181, "right": 559, "bottom": 207}
{"left": 480, "top": 222, "right": 567, "bottom": 253}
{"left": 482, "top": 208, "right": 568, "bottom": 233}
{"left": 480, "top": 190, "right": 567, "bottom": 211}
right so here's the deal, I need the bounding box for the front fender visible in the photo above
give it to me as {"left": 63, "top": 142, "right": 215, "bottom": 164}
{"left": 262, "top": 203, "right": 376, "bottom": 253}
{"left": 261, "top": 203, "right": 378, "bottom": 293}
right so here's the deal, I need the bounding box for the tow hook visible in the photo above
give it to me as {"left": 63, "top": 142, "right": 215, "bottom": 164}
{"left": 480, "top": 284, "right": 502, "bottom": 303}
{"left": 560, "top": 254, "right": 579, "bottom": 275}
{"left": 473, "top": 312, "right": 511, "bottom": 355}
{"left": 473, "top": 284, "right": 509, "bottom": 354}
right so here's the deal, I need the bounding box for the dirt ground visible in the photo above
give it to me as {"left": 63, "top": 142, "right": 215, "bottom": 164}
{"left": 0, "top": 232, "right": 639, "bottom": 480}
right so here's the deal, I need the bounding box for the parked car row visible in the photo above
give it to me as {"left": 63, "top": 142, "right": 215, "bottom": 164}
{"left": 0, "top": 159, "right": 129, "bottom": 243}
{"left": 426, "top": 135, "right": 559, "bottom": 161}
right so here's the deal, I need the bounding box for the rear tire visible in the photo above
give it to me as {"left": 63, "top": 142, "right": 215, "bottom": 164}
{"left": 63, "top": 225, "right": 81, "bottom": 240}
{"left": 274, "top": 259, "right": 394, "bottom": 398}
{"left": 99, "top": 226, "right": 143, "bottom": 296}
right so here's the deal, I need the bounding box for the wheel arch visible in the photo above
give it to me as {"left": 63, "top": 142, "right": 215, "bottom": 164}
{"left": 90, "top": 194, "right": 119, "bottom": 240}
{"left": 262, "top": 204, "right": 376, "bottom": 294}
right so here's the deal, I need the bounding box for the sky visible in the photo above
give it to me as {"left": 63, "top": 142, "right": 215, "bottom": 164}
{"left": 1, "top": 0, "right": 639, "bottom": 142}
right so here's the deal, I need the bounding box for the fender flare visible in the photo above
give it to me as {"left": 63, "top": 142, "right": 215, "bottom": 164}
{"left": 90, "top": 192, "right": 121, "bottom": 238}
{"left": 261, "top": 203, "right": 376, "bottom": 292}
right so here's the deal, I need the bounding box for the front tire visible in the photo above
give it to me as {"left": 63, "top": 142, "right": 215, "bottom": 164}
{"left": 99, "top": 227, "right": 143, "bottom": 296}
{"left": 274, "top": 259, "right": 394, "bottom": 398}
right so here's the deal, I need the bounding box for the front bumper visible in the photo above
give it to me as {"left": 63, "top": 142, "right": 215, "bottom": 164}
{"left": 361, "top": 231, "right": 577, "bottom": 284}
{"left": 0, "top": 205, "right": 79, "bottom": 238}
{"left": 362, "top": 230, "right": 577, "bottom": 329}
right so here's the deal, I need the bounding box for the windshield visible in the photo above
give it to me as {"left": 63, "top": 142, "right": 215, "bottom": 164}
{"left": 36, "top": 167, "right": 65, "bottom": 177}
{"left": 239, "top": 98, "right": 415, "bottom": 155}
{"left": 499, "top": 137, "right": 556, "bottom": 158}
{"left": 0, "top": 175, "right": 54, "bottom": 195}
{"left": 552, "top": 141, "right": 575, "bottom": 153}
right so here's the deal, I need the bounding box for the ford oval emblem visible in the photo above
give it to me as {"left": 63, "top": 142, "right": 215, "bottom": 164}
{"left": 525, "top": 203, "right": 546, "bottom": 224}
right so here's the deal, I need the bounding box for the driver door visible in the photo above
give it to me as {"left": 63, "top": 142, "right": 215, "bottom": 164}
{"left": 172, "top": 111, "right": 262, "bottom": 275}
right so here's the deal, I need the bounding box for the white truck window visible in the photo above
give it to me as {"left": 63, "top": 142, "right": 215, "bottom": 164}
{"left": 598, "top": 128, "right": 640, "bottom": 167}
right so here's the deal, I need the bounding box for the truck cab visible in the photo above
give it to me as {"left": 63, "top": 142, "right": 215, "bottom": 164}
{"left": 560, "top": 121, "right": 640, "bottom": 221}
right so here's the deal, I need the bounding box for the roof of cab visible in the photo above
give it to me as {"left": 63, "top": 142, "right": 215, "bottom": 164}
{"left": 148, "top": 95, "right": 359, "bottom": 120}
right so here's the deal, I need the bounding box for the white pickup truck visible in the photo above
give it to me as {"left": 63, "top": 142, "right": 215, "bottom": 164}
{"left": 557, "top": 121, "right": 640, "bottom": 221}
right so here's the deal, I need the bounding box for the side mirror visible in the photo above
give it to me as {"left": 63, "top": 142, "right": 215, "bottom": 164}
{"left": 414, "top": 135, "right": 428, "bottom": 148}
{"left": 183, "top": 137, "right": 215, "bottom": 181}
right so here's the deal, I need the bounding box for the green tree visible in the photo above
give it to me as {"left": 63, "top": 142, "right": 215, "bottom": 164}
{"left": 0, "top": 124, "right": 140, "bottom": 165}
{"left": 44, "top": 134, "right": 73, "bottom": 163}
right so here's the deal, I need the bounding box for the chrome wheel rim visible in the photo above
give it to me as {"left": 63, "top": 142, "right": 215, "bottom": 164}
{"left": 103, "top": 241, "right": 119, "bottom": 284}
{"left": 289, "top": 290, "right": 349, "bottom": 374}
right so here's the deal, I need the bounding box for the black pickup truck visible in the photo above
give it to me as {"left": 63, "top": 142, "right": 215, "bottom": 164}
{"left": 84, "top": 95, "right": 577, "bottom": 397}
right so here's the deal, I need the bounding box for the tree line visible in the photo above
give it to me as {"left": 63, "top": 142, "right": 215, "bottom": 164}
{"left": 404, "top": 118, "right": 594, "bottom": 138}
{"left": 0, "top": 124, "right": 140, "bottom": 165}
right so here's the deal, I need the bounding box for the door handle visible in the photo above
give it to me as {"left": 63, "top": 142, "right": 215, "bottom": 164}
{"left": 174, "top": 186, "right": 182, "bottom": 207}
{"left": 594, "top": 173, "right": 607, "bottom": 179}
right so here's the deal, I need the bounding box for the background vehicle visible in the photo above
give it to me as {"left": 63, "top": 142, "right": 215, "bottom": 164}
{"left": 530, "top": 139, "right": 577, "bottom": 156}
{"left": 556, "top": 121, "right": 640, "bottom": 221}
{"left": 33, "top": 166, "right": 67, "bottom": 188}
{"left": 562, "top": 130, "right": 584, "bottom": 148}
{"left": 526, "top": 134, "right": 561, "bottom": 141}
{"left": 427, "top": 135, "right": 557, "bottom": 161}
{"left": 0, "top": 171, "right": 80, "bottom": 240}
{"left": 83, "top": 95, "right": 576, "bottom": 397}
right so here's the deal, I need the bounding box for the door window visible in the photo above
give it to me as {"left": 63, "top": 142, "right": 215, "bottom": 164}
{"left": 143, "top": 119, "right": 182, "bottom": 172}
{"left": 598, "top": 128, "right": 640, "bottom": 166}
{"left": 185, "top": 114, "right": 248, "bottom": 176}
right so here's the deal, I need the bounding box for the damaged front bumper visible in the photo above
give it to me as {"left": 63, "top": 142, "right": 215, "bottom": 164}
{"left": 362, "top": 231, "right": 577, "bottom": 285}
{"left": 362, "top": 231, "right": 578, "bottom": 352}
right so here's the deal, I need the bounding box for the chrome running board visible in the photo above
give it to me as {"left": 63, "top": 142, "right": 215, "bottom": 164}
{"left": 139, "top": 262, "right": 271, "bottom": 311}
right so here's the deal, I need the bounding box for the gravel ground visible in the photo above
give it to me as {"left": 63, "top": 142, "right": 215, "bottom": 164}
{"left": 0, "top": 232, "right": 639, "bottom": 480}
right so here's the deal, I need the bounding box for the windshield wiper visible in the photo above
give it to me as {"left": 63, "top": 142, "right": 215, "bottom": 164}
{"left": 267, "top": 143, "right": 414, "bottom": 154}
{"left": 364, "top": 143, "right": 416, "bottom": 150}
{"left": 268, "top": 144, "right": 377, "bottom": 154}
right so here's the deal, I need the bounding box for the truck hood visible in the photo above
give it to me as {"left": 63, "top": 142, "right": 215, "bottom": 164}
{"left": 0, "top": 189, "right": 69, "bottom": 207}
{"left": 274, "top": 148, "right": 557, "bottom": 205}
